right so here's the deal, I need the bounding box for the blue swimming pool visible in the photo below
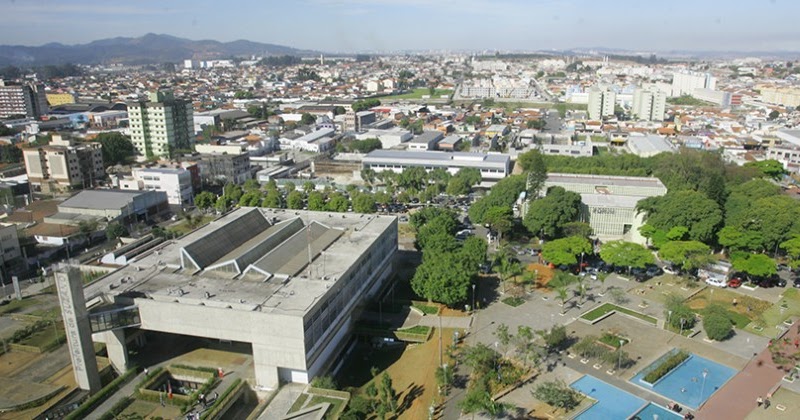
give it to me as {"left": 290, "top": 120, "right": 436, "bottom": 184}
{"left": 631, "top": 402, "right": 683, "bottom": 419}
{"left": 631, "top": 352, "right": 736, "bottom": 409}
{"left": 570, "top": 375, "right": 645, "bottom": 420}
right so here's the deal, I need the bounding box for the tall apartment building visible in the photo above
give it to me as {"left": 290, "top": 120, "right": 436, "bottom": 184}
{"left": 23, "top": 135, "right": 104, "bottom": 193}
{"left": 128, "top": 90, "right": 194, "bottom": 159}
{"left": 632, "top": 87, "right": 667, "bottom": 121}
{"left": 671, "top": 72, "right": 716, "bottom": 97}
{"left": 588, "top": 88, "right": 616, "bottom": 121}
{"left": 0, "top": 80, "right": 49, "bottom": 119}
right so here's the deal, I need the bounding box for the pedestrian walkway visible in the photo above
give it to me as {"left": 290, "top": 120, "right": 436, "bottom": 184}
{"left": 257, "top": 383, "right": 305, "bottom": 420}
{"left": 417, "top": 315, "right": 473, "bottom": 330}
{"left": 696, "top": 321, "right": 800, "bottom": 420}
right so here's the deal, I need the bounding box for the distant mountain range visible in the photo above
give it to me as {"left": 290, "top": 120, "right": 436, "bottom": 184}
{"left": 0, "top": 33, "right": 318, "bottom": 66}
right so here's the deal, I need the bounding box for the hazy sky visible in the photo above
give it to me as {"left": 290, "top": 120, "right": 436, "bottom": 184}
{"left": 2, "top": 0, "right": 798, "bottom": 52}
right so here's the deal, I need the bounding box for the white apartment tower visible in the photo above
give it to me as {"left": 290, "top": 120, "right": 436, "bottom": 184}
{"left": 632, "top": 87, "right": 667, "bottom": 121}
{"left": 671, "top": 72, "right": 716, "bottom": 97}
{"left": 128, "top": 90, "right": 194, "bottom": 160}
{"left": 588, "top": 88, "right": 616, "bottom": 121}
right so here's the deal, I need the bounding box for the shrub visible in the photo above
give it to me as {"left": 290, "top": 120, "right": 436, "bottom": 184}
{"left": 665, "top": 304, "right": 695, "bottom": 330}
{"left": 310, "top": 375, "right": 337, "bottom": 390}
{"left": 704, "top": 313, "right": 733, "bottom": 341}
{"left": 532, "top": 380, "right": 581, "bottom": 410}
{"left": 643, "top": 350, "right": 689, "bottom": 384}
{"left": 66, "top": 368, "right": 137, "bottom": 420}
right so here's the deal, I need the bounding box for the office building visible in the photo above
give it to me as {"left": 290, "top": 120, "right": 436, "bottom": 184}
{"left": 23, "top": 135, "right": 104, "bottom": 193}
{"left": 196, "top": 151, "right": 251, "bottom": 185}
{"left": 119, "top": 167, "right": 194, "bottom": 207}
{"left": 588, "top": 88, "right": 616, "bottom": 121}
{"left": 363, "top": 150, "right": 510, "bottom": 182}
{"left": 543, "top": 173, "right": 667, "bottom": 244}
{"left": 632, "top": 88, "right": 667, "bottom": 121}
{"left": 692, "top": 89, "right": 733, "bottom": 107}
{"left": 128, "top": 90, "right": 194, "bottom": 159}
{"left": 407, "top": 131, "right": 443, "bottom": 151}
{"left": 671, "top": 72, "right": 716, "bottom": 97}
{"left": 57, "top": 207, "right": 397, "bottom": 389}
{"left": 344, "top": 110, "right": 376, "bottom": 132}
{"left": 0, "top": 80, "right": 49, "bottom": 119}
{"left": 760, "top": 87, "right": 800, "bottom": 108}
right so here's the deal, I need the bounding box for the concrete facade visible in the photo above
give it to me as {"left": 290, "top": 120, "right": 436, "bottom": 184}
{"left": 55, "top": 265, "right": 101, "bottom": 392}
{"left": 64, "top": 208, "right": 398, "bottom": 390}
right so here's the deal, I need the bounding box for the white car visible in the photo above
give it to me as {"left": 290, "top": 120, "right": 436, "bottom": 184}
{"left": 705, "top": 277, "right": 727, "bottom": 288}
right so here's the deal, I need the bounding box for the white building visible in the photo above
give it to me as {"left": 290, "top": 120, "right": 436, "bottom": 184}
{"left": 407, "top": 131, "right": 443, "bottom": 151}
{"left": 363, "top": 150, "right": 511, "bottom": 182}
{"left": 588, "top": 88, "right": 616, "bottom": 121}
{"left": 355, "top": 128, "right": 412, "bottom": 149}
{"left": 761, "top": 87, "right": 800, "bottom": 108}
{"left": 543, "top": 174, "right": 668, "bottom": 245}
{"left": 279, "top": 128, "right": 335, "bottom": 153}
{"left": 692, "top": 89, "right": 732, "bottom": 107}
{"left": 631, "top": 87, "right": 667, "bottom": 122}
{"left": 671, "top": 72, "right": 716, "bottom": 97}
{"left": 119, "top": 167, "right": 194, "bottom": 207}
{"left": 627, "top": 135, "right": 676, "bottom": 157}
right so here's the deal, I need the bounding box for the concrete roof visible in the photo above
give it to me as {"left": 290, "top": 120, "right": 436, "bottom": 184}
{"left": 628, "top": 135, "right": 676, "bottom": 155}
{"left": 84, "top": 208, "right": 396, "bottom": 317}
{"left": 547, "top": 173, "right": 666, "bottom": 189}
{"left": 580, "top": 193, "right": 648, "bottom": 209}
{"left": 365, "top": 150, "right": 509, "bottom": 164}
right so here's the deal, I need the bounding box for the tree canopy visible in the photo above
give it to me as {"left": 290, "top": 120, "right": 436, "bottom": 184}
{"left": 96, "top": 132, "right": 135, "bottom": 166}
{"left": 468, "top": 175, "right": 526, "bottom": 224}
{"left": 523, "top": 186, "right": 582, "bottom": 238}
{"left": 731, "top": 253, "right": 777, "bottom": 278}
{"left": 541, "top": 236, "right": 592, "bottom": 266}
{"left": 658, "top": 240, "right": 713, "bottom": 271}
{"left": 599, "top": 240, "right": 654, "bottom": 269}
{"left": 637, "top": 190, "right": 722, "bottom": 244}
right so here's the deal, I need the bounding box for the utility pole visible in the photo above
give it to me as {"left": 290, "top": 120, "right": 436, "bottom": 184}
{"left": 438, "top": 314, "right": 443, "bottom": 368}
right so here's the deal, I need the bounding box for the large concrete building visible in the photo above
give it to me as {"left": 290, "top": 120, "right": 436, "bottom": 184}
{"left": 544, "top": 173, "right": 667, "bottom": 244}
{"left": 671, "top": 71, "right": 716, "bottom": 97}
{"left": 632, "top": 87, "right": 667, "bottom": 122}
{"left": 760, "top": 87, "right": 800, "bottom": 108}
{"left": 23, "top": 135, "right": 104, "bottom": 193}
{"left": 0, "top": 80, "right": 49, "bottom": 119}
{"left": 128, "top": 90, "right": 194, "bottom": 159}
{"left": 363, "top": 150, "right": 511, "bottom": 182}
{"left": 118, "top": 167, "right": 194, "bottom": 207}
{"left": 588, "top": 88, "right": 616, "bottom": 121}
{"left": 57, "top": 208, "right": 397, "bottom": 390}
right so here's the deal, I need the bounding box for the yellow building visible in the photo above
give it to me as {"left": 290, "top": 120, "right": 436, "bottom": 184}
{"left": 46, "top": 92, "right": 76, "bottom": 106}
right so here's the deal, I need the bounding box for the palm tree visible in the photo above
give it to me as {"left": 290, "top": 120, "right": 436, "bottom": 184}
{"left": 574, "top": 275, "right": 587, "bottom": 306}
{"left": 497, "top": 257, "right": 522, "bottom": 295}
{"left": 555, "top": 286, "right": 569, "bottom": 314}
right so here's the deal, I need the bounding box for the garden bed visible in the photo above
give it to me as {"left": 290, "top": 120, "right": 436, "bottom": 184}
{"left": 641, "top": 350, "right": 690, "bottom": 385}
{"left": 502, "top": 297, "right": 525, "bottom": 307}
{"left": 580, "top": 303, "right": 657, "bottom": 325}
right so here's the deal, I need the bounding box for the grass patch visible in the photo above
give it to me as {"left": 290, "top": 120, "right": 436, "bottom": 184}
{"left": 746, "top": 288, "right": 800, "bottom": 337}
{"left": 170, "top": 215, "right": 214, "bottom": 235}
{"left": 581, "top": 302, "right": 657, "bottom": 325}
{"left": 411, "top": 302, "right": 439, "bottom": 315}
{"left": 598, "top": 332, "right": 629, "bottom": 349}
{"left": 643, "top": 350, "right": 690, "bottom": 384}
{"left": 289, "top": 393, "right": 310, "bottom": 413}
{"left": 18, "top": 325, "right": 64, "bottom": 348}
{"left": 0, "top": 297, "right": 38, "bottom": 315}
{"left": 502, "top": 296, "right": 525, "bottom": 307}
{"left": 378, "top": 88, "right": 453, "bottom": 100}
{"left": 308, "top": 395, "right": 346, "bottom": 419}
{"left": 397, "top": 325, "right": 431, "bottom": 335}
{"left": 117, "top": 399, "right": 155, "bottom": 419}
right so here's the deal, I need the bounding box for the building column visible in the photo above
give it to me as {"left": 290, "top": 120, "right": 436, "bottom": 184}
{"left": 55, "top": 264, "right": 101, "bottom": 392}
{"left": 251, "top": 343, "right": 279, "bottom": 390}
{"left": 104, "top": 329, "right": 128, "bottom": 374}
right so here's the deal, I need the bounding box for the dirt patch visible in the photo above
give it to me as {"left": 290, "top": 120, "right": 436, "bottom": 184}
{"left": 528, "top": 264, "right": 554, "bottom": 289}
{"left": 686, "top": 288, "right": 771, "bottom": 318}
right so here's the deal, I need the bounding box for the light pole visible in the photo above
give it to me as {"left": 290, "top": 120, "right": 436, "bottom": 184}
{"left": 618, "top": 340, "right": 624, "bottom": 371}
{"left": 701, "top": 369, "right": 708, "bottom": 401}
{"left": 494, "top": 341, "right": 499, "bottom": 380}
{"left": 472, "top": 283, "right": 476, "bottom": 313}
{"left": 667, "top": 310, "right": 672, "bottom": 329}
{"left": 680, "top": 318, "right": 685, "bottom": 337}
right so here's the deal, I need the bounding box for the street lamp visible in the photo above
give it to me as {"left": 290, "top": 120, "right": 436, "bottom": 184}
{"left": 667, "top": 310, "right": 673, "bottom": 328}
{"left": 618, "top": 340, "right": 624, "bottom": 371}
{"left": 680, "top": 318, "right": 685, "bottom": 337}
{"left": 701, "top": 369, "right": 708, "bottom": 401}
{"left": 472, "top": 283, "right": 476, "bottom": 313}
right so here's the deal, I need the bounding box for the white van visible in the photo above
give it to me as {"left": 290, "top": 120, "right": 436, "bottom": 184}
{"left": 705, "top": 277, "right": 727, "bottom": 288}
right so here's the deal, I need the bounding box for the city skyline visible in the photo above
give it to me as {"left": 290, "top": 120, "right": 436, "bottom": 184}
{"left": 2, "top": 0, "right": 799, "bottom": 53}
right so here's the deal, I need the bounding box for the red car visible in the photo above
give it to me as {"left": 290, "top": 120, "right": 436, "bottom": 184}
{"left": 727, "top": 277, "right": 742, "bottom": 288}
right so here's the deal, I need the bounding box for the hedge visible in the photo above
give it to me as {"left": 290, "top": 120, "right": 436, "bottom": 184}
{"left": 200, "top": 378, "right": 243, "bottom": 420}
{"left": 643, "top": 350, "right": 690, "bottom": 384}
{"left": 98, "top": 396, "right": 133, "bottom": 420}
{"left": 65, "top": 368, "right": 137, "bottom": 420}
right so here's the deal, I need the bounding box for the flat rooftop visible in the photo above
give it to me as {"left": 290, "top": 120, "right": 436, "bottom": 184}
{"left": 547, "top": 173, "right": 666, "bottom": 189}
{"left": 365, "top": 150, "right": 510, "bottom": 164}
{"left": 85, "top": 208, "right": 396, "bottom": 317}
{"left": 59, "top": 189, "right": 153, "bottom": 211}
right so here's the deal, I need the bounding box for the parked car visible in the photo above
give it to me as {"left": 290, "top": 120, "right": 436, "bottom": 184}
{"left": 645, "top": 265, "right": 663, "bottom": 278}
{"left": 705, "top": 277, "right": 727, "bottom": 288}
{"left": 662, "top": 265, "right": 677, "bottom": 275}
{"left": 794, "top": 278, "right": 800, "bottom": 288}
{"left": 727, "top": 278, "right": 742, "bottom": 288}
{"left": 752, "top": 275, "right": 785, "bottom": 288}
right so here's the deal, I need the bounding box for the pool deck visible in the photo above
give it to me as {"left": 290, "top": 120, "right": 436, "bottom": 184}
{"left": 697, "top": 321, "right": 800, "bottom": 420}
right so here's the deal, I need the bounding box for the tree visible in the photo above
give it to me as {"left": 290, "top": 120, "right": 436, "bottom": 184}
{"left": 538, "top": 324, "right": 568, "bottom": 353}
{"left": 78, "top": 220, "right": 98, "bottom": 246}
{"left": 262, "top": 189, "right": 283, "bottom": 208}
{"left": 327, "top": 193, "right": 350, "bottom": 212}
{"left": 637, "top": 190, "right": 722, "bottom": 244}
{"left": 300, "top": 113, "right": 317, "bottom": 125}
{"left": 599, "top": 240, "right": 654, "bottom": 270}
{"left": 561, "top": 222, "right": 593, "bottom": 238}
{"left": 96, "top": 132, "right": 135, "bottom": 166}
{"left": 745, "top": 159, "right": 787, "bottom": 180}
{"left": 106, "top": 222, "right": 128, "bottom": 241}
{"left": 703, "top": 304, "right": 733, "bottom": 341}
{"left": 483, "top": 206, "right": 514, "bottom": 239}
{"left": 665, "top": 294, "right": 696, "bottom": 330}
{"left": 780, "top": 236, "right": 800, "bottom": 267}
{"left": 495, "top": 254, "right": 522, "bottom": 295}
{"left": 735, "top": 195, "right": 800, "bottom": 252}
{"left": 513, "top": 325, "right": 537, "bottom": 366}
{"left": 523, "top": 186, "right": 582, "bottom": 238}
{"left": 352, "top": 193, "right": 376, "bottom": 213}
{"left": 520, "top": 149, "right": 548, "bottom": 197}
{"left": 768, "top": 109, "right": 780, "bottom": 120}
{"left": 286, "top": 190, "right": 305, "bottom": 209}
{"left": 555, "top": 286, "right": 569, "bottom": 313}
{"left": 732, "top": 253, "right": 777, "bottom": 278}
{"left": 307, "top": 191, "right": 325, "bottom": 211}
{"left": 494, "top": 323, "right": 512, "bottom": 356}
{"left": 411, "top": 256, "right": 472, "bottom": 306}
{"left": 541, "top": 236, "right": 592, "bottom": 267}
{"left": 352, "top": 98, "right": 381, "bottom": 113}
{"left": 725, "top": 179, "right": 780, "bottom": 227}
{"left": 468, "top": 175, "right": 526, "bottom": 225}
{"left": 658, "top": 241, "right": 713, "bottom": 271}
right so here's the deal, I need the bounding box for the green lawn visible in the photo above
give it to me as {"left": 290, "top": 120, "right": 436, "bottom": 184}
{"left": 745, "top": 288, "right": 800, "bottom": 337}
{"left": 308, "top": 395, "right": 347, "bottom": 419}
{"left": 397, "top": 325, "right": 431, "bottom": 335}
{"left": 19, "top": 324, "right": 64, "bottom": 348}
{"left": 289, "top": 393, "right": 310, "bottom": 413}
{"left": 581, "top": 302, "right": 657, "bottom": 325}
{"left": 170, "top": 215, "right": 214, "bottom": 235}
{"left": 379, "top": 88, "right": 453, "bottom": 100}
{"left": 0, "top": 297, "right": 38, "bottom": 315}
{"left": 502, "top": 297, "right": 525, "bottom": 307}
{"left": 411, "top": 302, "right": 439, "bottom": 315}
